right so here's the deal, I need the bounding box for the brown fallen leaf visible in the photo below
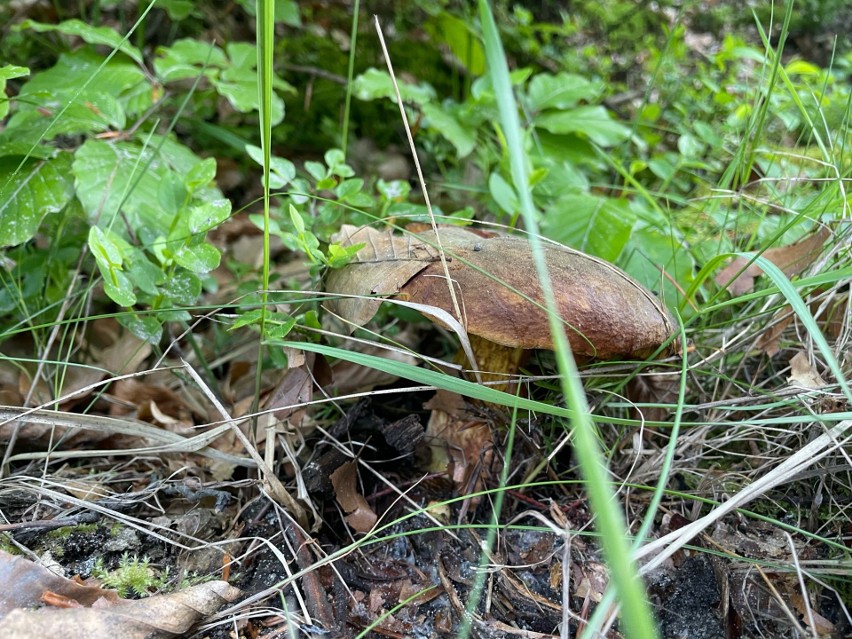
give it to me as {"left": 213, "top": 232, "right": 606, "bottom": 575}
{"left": 325, "top": 224, "right": 441, "bottom": 328}
{"left": 0, "top": 581, "right": 240, "bottom": 639}
{"left": 331, "top": 461, "right": 378, "bottom": 533}
{"left": 423, "top": 390, "right": 495, "bottom": 493}
{"left": 715, "top": 226, "right": 831, "bottom": 296}
{"left": 787, "top": 351, "right": 826, "bottom": 389}
{"left": 0, "top": 549, "right": 120, "bottom": 616}
{"left": 0, "top": 549, "right": 239, "bottom": 639}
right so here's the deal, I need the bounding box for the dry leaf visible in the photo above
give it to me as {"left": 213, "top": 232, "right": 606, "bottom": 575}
{"left": 0, "top": 550, "right": 119, "bottom": 617}
{"left": 109, "top": 379, "right": 193, "bottom": 432}
{"left": 325, "top": 224, "right": 439, "bottom": 327}
{"left": 264, "top": 352, "right": 314, "bottom": 426}
{"left": 0, "top": 580, "right": 239, "bottom": 639}
{"left": 715, "top": 227, "right": 830, "bottom": 295}
{"left": 330, "top": 461, "right": 378, "bottom": 533}
{"left": 787, "top": 351, "right": 826, "bottom": 389}
{"left": 423, "top": 390, "right": 495, "bottom": 493}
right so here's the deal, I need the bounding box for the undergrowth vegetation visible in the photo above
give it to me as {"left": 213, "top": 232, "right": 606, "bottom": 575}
{"left": 0, "top": 1, "right": 849, "bottom": 638}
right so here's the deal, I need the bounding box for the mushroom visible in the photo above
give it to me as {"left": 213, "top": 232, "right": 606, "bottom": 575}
{"left": 325, "top": 224, "right": 677, "bottom": 366}
{"left": 324, "top": 224, "right": 678, "bottom": 491}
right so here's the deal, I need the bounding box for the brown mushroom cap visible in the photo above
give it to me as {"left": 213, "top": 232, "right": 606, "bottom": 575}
{"left": 401, "top": 229, "right": 675, "bottom": 359}
{"left": 326, "top": 225, "right": 677, "bottom": 360}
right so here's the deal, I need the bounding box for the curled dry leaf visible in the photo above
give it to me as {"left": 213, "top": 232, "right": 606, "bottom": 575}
{"left": 326, "top": 225, "right": 676, "bottom": 360}
{"left": 787, "top": 351, "right": 826, "bottom": 389}
{"left": 715, "top": 226, "right": 831, "bottom": 296}
{"left": 330, "top": 461, "right": 377, "bottom": 534}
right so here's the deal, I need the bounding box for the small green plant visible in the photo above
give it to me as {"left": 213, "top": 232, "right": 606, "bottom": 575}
{"left": 93, "top": 553, "right": 170, "bottom": 598}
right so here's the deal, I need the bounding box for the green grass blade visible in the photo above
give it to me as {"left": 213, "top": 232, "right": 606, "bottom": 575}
{"left": 477, "top": 2, "right": 659, "bottom": 637}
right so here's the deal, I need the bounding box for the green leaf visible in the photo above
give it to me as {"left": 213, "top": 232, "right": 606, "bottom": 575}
{"left": 288, "top": 204, "right": 306, "bottom": 234}
{"left": 174, "top": 243, "right": 220, "bottom": 273}
{"left": 126, "top": 253, "right": 162, "bottom": 297}
{"left": 15, "top": 49, "right": 150, "bottom": 118}
{"left": 17, "top": 19, "right": 144, "bottom": 65}
{"left": 0, "top": 65, "right": 29, "bottom": 81}
{"left": 377, "top": 179, "right": 411, "bottom": 201}
{"left": 8, "top": 89, "right": 126, "bottom": 138}
{"left": 161, "top": 269, "right": 202, "bottom": 305}
{"left": 73, "top": 139, "right": 169, "bottom": 233}
{"left": 426, "top": 13, "right": 486, "bottom": 75}
{"left": 488, "top": 172, "right": 519, "bottom": 216}
{"left": 154, "top": 38, "right": 227, "bottom": 82}
{"left": 621, "top": 224, "right": 693, "bottom": 314}
{"left": 0, "top": 154, "right": 74, "bottom": 248}
{"left": 352, "top": 68, "right": 436, "bottom": 105}
{"left": 245, "top": 144, "right": 295, "bottom": 188}
{"left": 0, "top": 65, "right": 29, "bottom": 119}
{"left": 88, "top": 225, "right": 126, "bottom": 268}
{"left": 89, "top": 226, "right": 136, "bottom": 307}
{"left": 157, "top": 173, "right": 187, "bottom": 217}
{"left": 102, "top": 269, "right": 136, "bottom": 307}
{"left": 184, "top": 157, "right": 217, "bottom": 192}
{"left": 326, "top": 242, "right": 365, "bottom": 269}
{"left": 527, "top": 73, "right": 599, "bottom": 111}
{"left": 188, "top": 199, "right": 231, "bottom": 234}
{"left": 335, "top": 178, "right": 364, "bottom": 201}
{"left": 421, "top": 103, "right": 476, "bottom": 157}
{"left": 535, "top": 105, "right": 631, "bottom": 147}
{"left": 304, "top": 161, "right": 326, "bottom": 182}
{"left": 157, "top": 0, "right": 196, "bottom": 20}
{"left": 119, "top": 314, "right": 163, "bottom": 344}
{"left": 541, "top": 194, "right": 635, "bottom": 262}
{"left": 324, "top": 148, "right": 345, "bottom": 169}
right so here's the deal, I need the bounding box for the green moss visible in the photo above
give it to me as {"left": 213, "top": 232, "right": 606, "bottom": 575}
{"left": 92, "top": 553, "right": 171, "bottom": 598}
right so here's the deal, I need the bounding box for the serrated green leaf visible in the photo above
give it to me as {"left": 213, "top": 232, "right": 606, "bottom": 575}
{"left": 0, "top": 153, "right": 74, "bottom": 248}
{"left": 527, "top": 73, "right": 599, "bottom": 111}
{"left": 535, "top": 105, "right": 631, "bottom": 147}
{"left": 174, "top": 243, "right": 220, "bottom": 273}
{"left": 188, "top": 198, "right": 231, "bottom": 234}
{"left": 18, "top": 19, "right": 144, "bottom": 65}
